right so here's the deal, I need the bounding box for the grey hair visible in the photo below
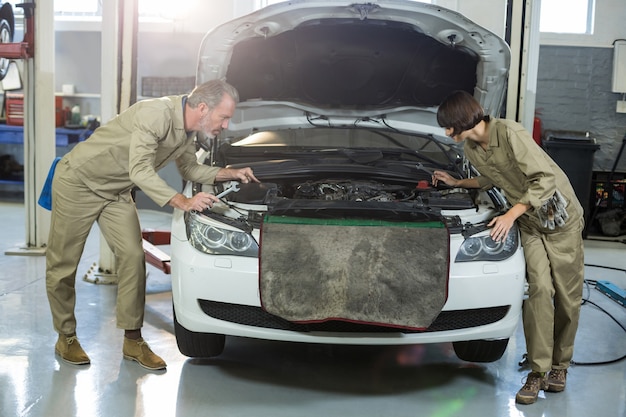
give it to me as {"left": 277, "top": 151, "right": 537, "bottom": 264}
{"left": 187, "top": 79, "right": 239, "bottom": 109}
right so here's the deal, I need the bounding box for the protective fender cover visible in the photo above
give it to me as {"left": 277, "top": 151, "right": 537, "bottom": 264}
{"left": 259, "top": 216, "right": 450, "bottom": 330}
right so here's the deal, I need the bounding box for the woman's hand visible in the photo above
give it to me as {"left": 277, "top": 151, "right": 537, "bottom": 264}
{"left": 488, "top": 203, "right": 531, "bottom": 242}
{"left": 487, "top": 213, "right": 516, "bottom": 242}
{"left": 432, "top": 170, "right": 458, "bottom": 187}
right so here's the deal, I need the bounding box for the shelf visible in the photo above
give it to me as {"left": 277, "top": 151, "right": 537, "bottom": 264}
{"left": 0, "top": 178, "right": 23, "bottom": 185}
{"left": 592, "top": 171, "right": 625, "bottom": 210}
{"left": 0, "top": 126, "right": 94, "bottom": 188}
{"left": 55, "top": 93, "right": 101, "bottom": 98}
{"left": 0, "top": 124, "right": 93, "bottom": 147}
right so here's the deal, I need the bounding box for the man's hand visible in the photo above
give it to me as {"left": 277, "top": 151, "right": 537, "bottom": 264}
{"left": 168, "top": 192, "right": 220, "bottom": 212}
{"left": 216, "top": 167, "right": 259, "bottom": 184}
{"left": 168, "top": 167, "right": 260, "bottom": 212}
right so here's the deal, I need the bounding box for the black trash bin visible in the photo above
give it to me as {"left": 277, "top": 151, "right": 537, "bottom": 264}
{"left": 542, "top": 131, "right": 600, "bottom": 234}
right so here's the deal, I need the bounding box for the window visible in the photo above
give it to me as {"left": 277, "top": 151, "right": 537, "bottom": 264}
{"left": 54, "top": 0, "right": 433, "bottom": 25}
{"left": 54, "top": 0, "right": 100, "bottom": 16}
{"left": 256, "top": 0, "right": 431, "bottom": 8}
{"left": 54, "top": 0, "right": 186, "bottom": 20}
{"left": 540, "top": 0, "right": 595, "bottom": 34}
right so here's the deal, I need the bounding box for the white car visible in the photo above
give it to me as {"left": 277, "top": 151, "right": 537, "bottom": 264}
{"left": 170, "top": 0, "right": 525, "bottom": 363}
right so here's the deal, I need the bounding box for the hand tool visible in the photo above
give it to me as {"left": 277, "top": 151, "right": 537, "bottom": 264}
{"left": 216, "top": 182, "right": 240, "bottom": 199}
{"left": 415, "top": 162, "right": 436, "bottom": 176}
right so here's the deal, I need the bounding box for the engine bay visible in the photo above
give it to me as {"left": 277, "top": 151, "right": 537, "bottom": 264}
{"left": 213, "top": 178, "right": 475, "bottom": 210}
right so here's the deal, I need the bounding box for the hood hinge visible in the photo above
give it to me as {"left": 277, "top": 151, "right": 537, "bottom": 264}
{"left": 350, "top": 3, "right": 380, "bottom": 20}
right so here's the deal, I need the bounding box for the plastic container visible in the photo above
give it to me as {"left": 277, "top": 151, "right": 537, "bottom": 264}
{"left": 70, "top": 105, "right": 81, "bottom": 125}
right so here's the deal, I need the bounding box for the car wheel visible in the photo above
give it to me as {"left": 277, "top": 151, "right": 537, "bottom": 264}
{"left": 0, "top": 18, "right": 13, "bottom": 81}
{"left": 452, "top": 338, "right": 509, "bottom": 363}
{"left": 173, "top": 307, "right": 226, "bottom": 357}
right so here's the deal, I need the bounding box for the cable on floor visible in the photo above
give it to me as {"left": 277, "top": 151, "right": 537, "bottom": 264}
{"left": 572, "top": 269, "right": 626, "bottom": 365}
{"left": 519, "top": 263, "right": 626, "bottom": 367}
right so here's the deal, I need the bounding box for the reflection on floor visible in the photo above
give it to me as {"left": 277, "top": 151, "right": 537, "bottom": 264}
{"left": 0, "top": 202, "right": 624, "bottom": 417}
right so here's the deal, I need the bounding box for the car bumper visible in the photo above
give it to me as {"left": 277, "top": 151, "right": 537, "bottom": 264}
{"left": 170, "top": 211, "right": 526, "bottom": 346}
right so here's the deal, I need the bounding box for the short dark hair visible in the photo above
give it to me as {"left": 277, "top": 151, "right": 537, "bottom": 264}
{"left": 436, "top": 90, "right": 485, "bottom": 136}
{"left": 187, "top": 79, "right": 239, "bottom": 110}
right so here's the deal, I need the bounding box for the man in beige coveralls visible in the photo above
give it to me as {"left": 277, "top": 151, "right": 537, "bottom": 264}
{"left": 433, "top": 91, "right": 584, "bottom": 405}
{"left": 46, "top": 80, "right": 258, "bottom": 370}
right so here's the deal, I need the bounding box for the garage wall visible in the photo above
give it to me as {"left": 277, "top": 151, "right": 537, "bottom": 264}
{"left": 439, "top": 0, "right": 626, "bottom": 172}
{"left": 533, "top": 0, "right": 626, "bottom": 172}
{"left": 536, "top": 45, "right": 626, "bottom": 172}
{"left": 54, "top": 1, "right": 256, "bottom": 117}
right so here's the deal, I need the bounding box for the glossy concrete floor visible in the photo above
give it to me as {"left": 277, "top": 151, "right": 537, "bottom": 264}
{"left": 0, "top": 200, "right": 625, "bottom": 417}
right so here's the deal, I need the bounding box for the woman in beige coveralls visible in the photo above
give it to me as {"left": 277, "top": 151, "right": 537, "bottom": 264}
{"left": 46, "top": 80, "right": 258, "bottom": 370}
{"left": 432, "top": 91, "right": 585, "bottom": 405}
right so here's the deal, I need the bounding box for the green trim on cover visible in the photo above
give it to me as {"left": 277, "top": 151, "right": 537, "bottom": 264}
{"left": 263, "top": 215, "right": 444, "bottom": 228}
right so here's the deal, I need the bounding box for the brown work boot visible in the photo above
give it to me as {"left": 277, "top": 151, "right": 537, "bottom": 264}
{"left": 547, "top": 368, "right": 567, "bottom": 392}
{"left": 123, "top": 337, "right": 166, "bottom": 370}
{"left": 515, "top": 372, "right": 548, "bottom": 405}
{"left": 55, "top": 334, "right": 91, "bottom": 365}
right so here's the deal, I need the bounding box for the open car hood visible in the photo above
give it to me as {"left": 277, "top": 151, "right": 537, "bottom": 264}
{"left": 197, "top": 0, "right": 510, "bottom": 132}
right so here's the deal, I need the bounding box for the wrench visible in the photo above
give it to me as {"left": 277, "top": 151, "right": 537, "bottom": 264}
{"left": 415, "top": 162, "right": 436, "bottom": 176}
{"left": 215, "top": 182, "right": 240, "bottom": 199}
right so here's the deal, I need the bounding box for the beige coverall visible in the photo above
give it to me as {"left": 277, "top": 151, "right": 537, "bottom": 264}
{"left": 46, "top": 95, "right": 220, "bottom": 335}
{"left": 465, "top": 118, "right": 585, "bottom": 373}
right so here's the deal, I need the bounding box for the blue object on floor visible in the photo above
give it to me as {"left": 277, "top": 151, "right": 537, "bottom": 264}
{"left": 38, "top": 157, "right": 61, "bottom": 211}
{"left": 596, "top": 280, "right": 626, "bottom": 307}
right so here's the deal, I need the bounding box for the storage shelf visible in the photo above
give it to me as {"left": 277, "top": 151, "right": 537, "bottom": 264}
{"left": 0, "top": 125, "right": 93, "bottom": 189}
{"left": 592, "top": 171, "right": 626, "bottom": 210}
{"left": 55, "top": 93, "right": 101, "bottom": 99}
{"left": 0, "top": 124, "right": 92, "bottom": 147}
{"left": 0, "top": 179, "right": 23, "bottom": 185}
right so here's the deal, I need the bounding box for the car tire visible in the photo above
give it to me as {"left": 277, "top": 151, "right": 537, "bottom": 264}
{"left": 452, "top": 338, "right": 509, "bottom": 363}
{"left": 0, "top": 18, "right": 13, "bottom": 81}
{"left": 173, "top": 308, "right": 226, "bottom": 357}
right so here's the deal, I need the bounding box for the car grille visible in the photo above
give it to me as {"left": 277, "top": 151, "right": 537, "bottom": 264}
{"left": 198, "top": 300, "right": 510, "bottom": 333}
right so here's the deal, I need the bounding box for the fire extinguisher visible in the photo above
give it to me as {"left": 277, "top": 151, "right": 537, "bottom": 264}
{"left": 532, "top": 109, "right": 543, "bottom": 146}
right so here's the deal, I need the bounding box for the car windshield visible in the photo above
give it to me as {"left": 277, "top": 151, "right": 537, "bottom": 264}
{"left": 229, "top": 127, "right": 456, "bottom": 165}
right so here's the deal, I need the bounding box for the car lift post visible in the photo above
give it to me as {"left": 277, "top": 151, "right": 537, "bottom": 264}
{"left": 83, "top": 0, "right": 139, "bottom": 284}
{"left": 2, "top": 1, "right": 58, "bottom": 257}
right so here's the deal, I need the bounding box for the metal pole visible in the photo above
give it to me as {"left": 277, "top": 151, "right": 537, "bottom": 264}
{"left": 86, "top": 0, "right": 139, "bottom": 283}
{"left": 5, "top": 0, "right": 56, "bottom": 256}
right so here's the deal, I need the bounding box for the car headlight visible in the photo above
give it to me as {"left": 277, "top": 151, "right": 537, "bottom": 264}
{"left": 455, "top": 223, "right": 519, "bottom": 262}
{"left": 186, "top": 211, "right": 258, "bottom": 257}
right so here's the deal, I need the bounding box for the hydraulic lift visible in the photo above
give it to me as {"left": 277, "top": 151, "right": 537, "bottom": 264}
{"left": 141, "top": 229, "right": 171, "bottom": 275}
{"left": 2, "top": 1, "right": 58, "bottom": 257}
{"left": 0, "top": 2, "right": 34, "bottom": 60}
